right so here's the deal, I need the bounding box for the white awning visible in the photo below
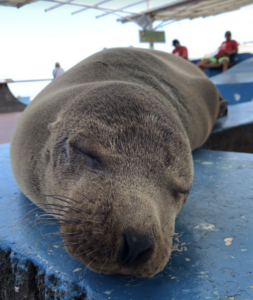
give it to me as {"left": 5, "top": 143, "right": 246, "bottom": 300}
{"left": 118, "top": 0, "right": 253, "bottom": 24}
{"left": 1, "top": 0, "right": 253, "bottom": 24}
{"left": 0, "top": 0, "right": 37, "bottom": 8}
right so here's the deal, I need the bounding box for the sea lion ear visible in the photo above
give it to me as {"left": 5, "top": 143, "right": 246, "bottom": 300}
{"left": 48, "top": 118, "right": 61, "bottom": 132}
{"left": 47, "top": 123, "right": 54, "bottom": 132}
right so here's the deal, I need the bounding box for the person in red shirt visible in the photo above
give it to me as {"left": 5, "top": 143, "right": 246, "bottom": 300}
{"left": 197, "top": 31, "right": 238, "bottom": 72}
{"left": 172, "top": 40, "right": 188, "bottom": 60}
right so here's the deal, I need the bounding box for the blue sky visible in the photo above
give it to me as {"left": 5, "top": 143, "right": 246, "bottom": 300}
{"left": 1, "top": 0, "right": 253, "bottom": 97}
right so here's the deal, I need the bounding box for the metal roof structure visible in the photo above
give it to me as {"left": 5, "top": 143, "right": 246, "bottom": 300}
{"left": 118, "top": 0, "right": 253, "bottom": 28}
{"left": 1, "top": 0, "right": 253, "bottom": 28}
{"left": 0, "top": 0, "right": 37, "bottom": 8}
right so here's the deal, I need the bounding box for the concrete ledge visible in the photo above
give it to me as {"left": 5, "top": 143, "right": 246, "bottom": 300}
{"left": 1, "top": 144, "right": 253, "bottom": 299}
{"left": 0, "top": 249, "right": 79, "bottom": 300}
{"left": 0, "top": 83, "right": 27, "bottom": 114}
{"left": 202, "top": 101, "right": 253, "bottom": 153}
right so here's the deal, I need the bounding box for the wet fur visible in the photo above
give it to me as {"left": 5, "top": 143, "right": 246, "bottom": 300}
{"left": 10, "top": 48, "right": 220, "bottom": 278}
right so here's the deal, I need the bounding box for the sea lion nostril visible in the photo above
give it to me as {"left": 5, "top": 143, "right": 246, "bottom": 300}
{"left": 119, "top": 230, "right": 154, "bottom": 266}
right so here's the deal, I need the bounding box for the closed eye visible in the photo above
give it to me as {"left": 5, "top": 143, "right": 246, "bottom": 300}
{"left": 172, "top": 189, "right": 190, "bottom": 200}
{"left": 179, "top": 190, "right": 189, "bottom": 196}
{"left": 84, "top": 153, "right": 102, "bottom": 170}
{"left": 71, "top": 144, "right": 103, "bottom": 171}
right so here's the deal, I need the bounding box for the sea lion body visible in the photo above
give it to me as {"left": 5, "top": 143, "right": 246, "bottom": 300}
{"left": 10, "top": 48, "right": 220, "bottom": 278}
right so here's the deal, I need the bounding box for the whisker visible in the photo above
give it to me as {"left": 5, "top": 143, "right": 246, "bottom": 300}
{"left": 13, "top": 218, "right": 56, "bottom": 239}
{"left": 99, "top": 257, "right": 109, "bottom": 276}
{"left": 73, "top": 191, "right": 94, "bottom": 204}
{"left": 35, "top": 213, "right": 67, "bottom": 220}
{"left": 12, "top": 207, "right": 43, "bottom": 234}
{"left": 29, "top": 220, "right": 59, "bottom": 238}
{"left": 13, "top": 208, "right": 78, "bottom": 237}
{"left": 130, "top": 279, "right": 148, "bottom": 287}
{"left": 25, "top": 193, "right": 81, "bottom": 205}
{"left": 63, "top": 246, "right": 89, "bottom": 264}
{"left": 26, "top": 217, "right": 79, "bottom": 239}
{"left": 64, "top": 256, "right": 75, "bottom": 265}
{"left": 42, "top": 194, "right": 99, "bottom": 216}
{"left": 0, "top": 194, "right": 24, "bottom": 217}
{"left": 33, "top": 210, "right": 100, "bottom": 225}
{"left": 11, "top": 202, "right": 40, "bottom": 221}
{"left": 36, "top": 231, "right": 75, "bottom": 247}
{"left": 80, "top": 256, "right": 98, "bottom": 279}
{"left": 36, "top": 200, "right": 82, "bottom": 214}
{"left": 68, "top": 248, "right": 93, "bottom": 260}
{"left": 13, "top": 214, "right": 52, "bottom": 237}
{"left": 117, "top": 274, "right": 137, "bottom": 282}
{"left": 38, "top": 221, "right": 62, "bottom": 237}
{"left": 11, "top": 204, "right": 75, "bottom": 231}
{"left": 43, "top": 194, "right": 82, "bottom": 205}
{"left": 46, "top": 232, "right": 99, "bottom": 252}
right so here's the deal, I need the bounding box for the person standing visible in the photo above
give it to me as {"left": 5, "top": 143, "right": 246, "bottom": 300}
{"left": 53, "top": 62, "right": 64, "bottom": 79}
{"left": 197, "top": 31, "right": 238, "bottom": 72}
{"left": 172, "top": 40, "right": 189, "bottom": 60}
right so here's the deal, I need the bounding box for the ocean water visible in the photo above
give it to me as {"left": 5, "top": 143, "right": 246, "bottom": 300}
{"left": 8, "top": 80, "right": 52, "bottom": 101}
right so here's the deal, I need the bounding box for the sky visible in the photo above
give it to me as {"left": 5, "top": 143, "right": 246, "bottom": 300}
{"left": 1, "top": 0, "right": 253, "bottom": 98}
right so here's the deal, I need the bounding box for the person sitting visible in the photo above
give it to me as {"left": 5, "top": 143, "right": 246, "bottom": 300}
{"left": 172, "top": 40, "right": 188, "bottom": 60}
{"left": 53, "top": 62, "right": 64, "bottom": 79}
{"left": 197, "top": 31, "right": 238, "bottom": 72}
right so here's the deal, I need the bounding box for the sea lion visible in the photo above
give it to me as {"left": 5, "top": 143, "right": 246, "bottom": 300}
{"left": 10, "top": 48, "right": 224, "bottom": 278}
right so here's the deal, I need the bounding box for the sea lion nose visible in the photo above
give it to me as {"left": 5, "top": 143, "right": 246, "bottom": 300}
{"left": 119, "top": 230, "right": 154, "bottom": 266}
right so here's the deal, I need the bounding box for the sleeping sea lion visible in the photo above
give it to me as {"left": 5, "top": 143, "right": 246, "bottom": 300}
{"left": 10, "top": 48, "right": 224, "bottom": 278}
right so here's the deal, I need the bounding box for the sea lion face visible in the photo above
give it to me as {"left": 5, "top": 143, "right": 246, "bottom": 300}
{"left": 43, "top": 84, "right": 193, "bottom": 278}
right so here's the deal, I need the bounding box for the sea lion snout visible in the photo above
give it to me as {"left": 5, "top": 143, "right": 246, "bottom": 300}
{"left": 59, "top": 192, "right": 168, "bottom": 278}
{"left": 58, "top": 180, "right": 171, "bottom": 278}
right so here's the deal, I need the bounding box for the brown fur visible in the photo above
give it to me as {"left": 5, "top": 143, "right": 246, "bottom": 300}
{"left": 10, "top": 48, "right": 220, "bottom": 278}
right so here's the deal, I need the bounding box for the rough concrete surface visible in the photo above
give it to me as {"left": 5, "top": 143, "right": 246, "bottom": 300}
{"left": 202, "top": 101, "right": 253, "bottom": 153}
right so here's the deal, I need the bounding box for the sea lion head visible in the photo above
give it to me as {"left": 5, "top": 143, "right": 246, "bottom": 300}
{"left": 42, "top": 82, "right": 193, "bottom": 278}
